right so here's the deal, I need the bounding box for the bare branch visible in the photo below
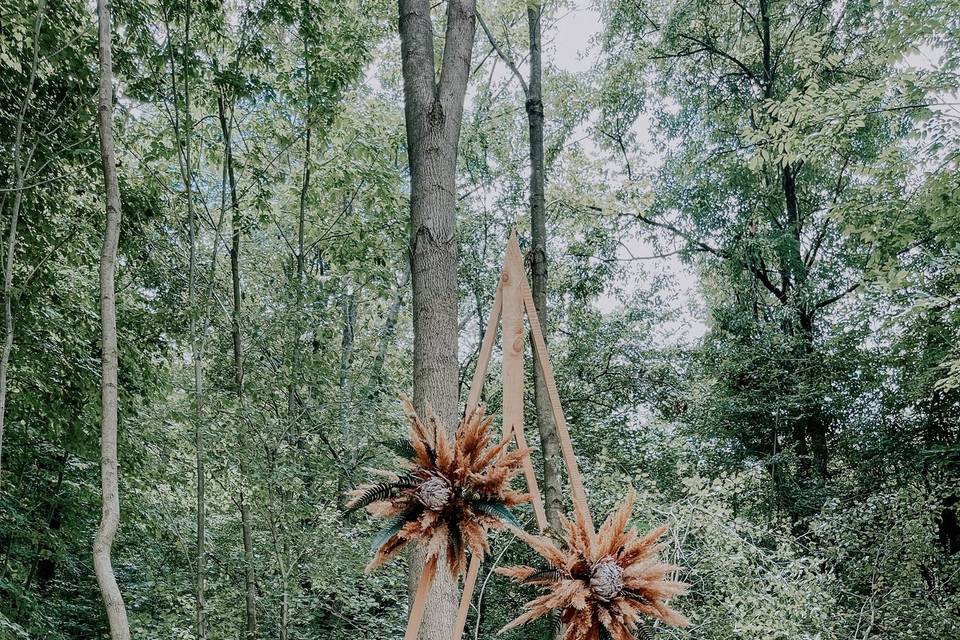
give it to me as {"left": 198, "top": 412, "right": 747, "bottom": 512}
{"left": 476, "top": 11, "right": 529, "bottom": 95}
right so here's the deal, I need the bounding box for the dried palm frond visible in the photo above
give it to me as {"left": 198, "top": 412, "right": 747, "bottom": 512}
{"left": 497, "top": 491, "right": 689, "bottom": 639}
{"left": 346, "top": 396, "right": 530, "bottom": 576}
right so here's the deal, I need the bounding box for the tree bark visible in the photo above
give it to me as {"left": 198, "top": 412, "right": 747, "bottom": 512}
{"left": 524, "top": 1, "right": 564, "bottom": 537}
{"left": 92, "top": 0, "right": 130, "bottom": 635}
{"left": 0, "top": 0, "right": 45, "bottom": 478}
{"left": 398, "top": 0, "right": 475, "bottom": 638}
{"left": 218, "top": 92, "right": 258, "bottom": 640}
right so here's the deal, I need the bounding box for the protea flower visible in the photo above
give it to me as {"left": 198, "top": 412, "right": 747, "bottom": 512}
{"left": 345, "top": 397, "right": 529, "bottom": 576}
{"left": 497, "top": 491, "right": 689, "bottom": 640}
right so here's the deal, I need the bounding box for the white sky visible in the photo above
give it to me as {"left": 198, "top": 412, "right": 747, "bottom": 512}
{"left": 549, "top": 6, "right": 709, "bottom": 345}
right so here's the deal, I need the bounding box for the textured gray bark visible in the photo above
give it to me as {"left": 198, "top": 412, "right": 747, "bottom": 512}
{"left": 398, "top": 1, "right": 475, "bottom": 638}
{"left": 92, "top": 0, "right": 130, "bottom": 635}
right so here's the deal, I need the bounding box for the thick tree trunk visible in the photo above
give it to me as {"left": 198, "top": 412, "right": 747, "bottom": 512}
{"left": 0, "top": 0, "right": 45, "bottom": 478}
{"left": 524, "top": 2, "right": 564, "bottom": 537}
{"left": 398, "top": 1, "right": 475, "bottom": 638}
{"left": 218, "top": 93, "right": 258, "bottom": 640}
{"left": 92, "top": 0, "right": 130, "bottom": 635}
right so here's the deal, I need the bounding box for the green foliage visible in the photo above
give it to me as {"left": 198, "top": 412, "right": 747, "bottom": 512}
{"left": 0, "top": 0, "right": 957, "bottom": 638}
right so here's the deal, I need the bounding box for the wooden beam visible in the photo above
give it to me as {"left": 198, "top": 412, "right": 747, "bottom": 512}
{"left": 521, "top": 273, "right": 595, "bottom": 538}
{"left": 465, "top": 281, "right": 502, "bottom": 415}
{"left": 404, "top": 554, "right": 438, "bottom": 640}
{"left": 502, "top": 233, "right": 548, "bottom": 530}
{"left": 450, "top": 553, "right": 481, "bottom": 640}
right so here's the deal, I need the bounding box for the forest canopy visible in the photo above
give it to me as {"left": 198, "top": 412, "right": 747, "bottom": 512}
{"left": 0, "top": 0, "right": 958, "bottom": 638}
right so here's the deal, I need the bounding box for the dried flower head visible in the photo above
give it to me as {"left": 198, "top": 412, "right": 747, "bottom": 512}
{"left": 346, "top": 397, "right": 529, "bottom": 576}
{"left": 497, "top": 491, "right": 689, "bottom": 640}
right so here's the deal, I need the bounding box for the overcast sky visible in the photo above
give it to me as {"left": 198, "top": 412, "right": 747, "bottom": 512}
{"left": 549, "top": 6, "right": 709, "bottom": 344}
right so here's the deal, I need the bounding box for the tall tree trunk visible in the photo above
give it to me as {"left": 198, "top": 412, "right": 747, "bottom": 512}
{"left": 288, "top": 17, "right": 311, "bottom": 418}
{"left": 477, "top": 4, "right": 564, "bottom": 534}
{"left": 398, "top": 1, "right": 475, "bottom": 638}
{"left": 176, "top": 3, "right": 206, "bottom": 635}
{"left": 782, "top": 163, "right": 829, "bottom": 485}
{"left": 92, "top": 0, "right": 130, "bottom": 634}
{"left": 0, "top": 0, "right": 45, "bottom": 478}
{"left": 524, "top": 1, "right": 564, "bottom": 537}
{"left": 218, "top": 93, "right": 258, "bottom": 640}
{"left": 288, "top": 125, "right": 309, "bottom": 417}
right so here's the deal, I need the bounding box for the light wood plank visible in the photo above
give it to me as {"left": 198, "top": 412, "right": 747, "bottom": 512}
{"left": 404, "top": 555, "right": 438, "bottom": 640}
{"left": 520, "top": 273, "right": 596, "bottom": 538}
{"left": 465, "top": 281, "right": 502, "bottom": 415}
{"left": 450, "top": 553, "right": 481, "bottom": 640}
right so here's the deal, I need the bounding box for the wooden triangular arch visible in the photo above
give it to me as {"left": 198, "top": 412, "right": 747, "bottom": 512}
{"left": 404, "top": 231, "right": 597, "bottom": 640}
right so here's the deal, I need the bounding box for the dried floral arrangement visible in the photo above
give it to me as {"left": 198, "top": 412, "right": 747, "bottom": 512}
{"left": 346, "top": 397, "right": 529, "bottom": 577}
{"left": 497, "top": 491, "right": 688, "bottom": 640}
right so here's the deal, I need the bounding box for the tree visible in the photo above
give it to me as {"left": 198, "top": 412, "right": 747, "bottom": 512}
{"left": 599, "top": 0, "right": 931, "bottom": 519}
{"left": 92, "top": 0, "right": 130, "bottom": 635}
{"left": 0, "top": 0, "right": 46, "bottom": 478}
{"left": 397, "top": 0, "right": 476, "bottom": 637}
{"left": 477, "top": 1, "right": 564, "bottom": 538}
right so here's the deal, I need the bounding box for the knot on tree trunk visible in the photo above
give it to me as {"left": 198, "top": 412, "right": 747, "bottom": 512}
{"left": 427, "top": 98, "right": 446, "bottom": 129}
{"left": 525, "top": 97, "right": 543, "bottom": 118}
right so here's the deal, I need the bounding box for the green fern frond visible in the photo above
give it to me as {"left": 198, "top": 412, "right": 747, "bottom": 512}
{"left": 381, "top": 438, "right": 416, "bottom": 460}
{"left": 369, "top": 512, "right": 409, "bottom": 555}
{"left": 470, "top": 499, "right": 521, "bottom": 528}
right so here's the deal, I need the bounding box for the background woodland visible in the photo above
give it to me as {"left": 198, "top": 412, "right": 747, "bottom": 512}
{"left": 0, "top": 0, "right": 959, "bottom": 638}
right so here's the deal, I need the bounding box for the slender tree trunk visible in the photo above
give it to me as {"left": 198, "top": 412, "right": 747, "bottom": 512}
{"left": 398, "top": 1, "right": 475, "bottom": 638}
{"left": 782, "top": 163, "right": 829, "bottom": 485}
{"left": 288, "top": 124, "right": 309, "bottom": 417}
{"left": 476, "top": 3, "right": 564, "bottom": 535}
{"left": 279, "top": 549, "right": 290, "bottom": 640}
{"left": 523, "top": 2, "right": 564, "bottom": 537}
{"left": 0, "top": 0, "right": 45, "bottom": 478}
{"left": 288, "top": 18, "right": 311, "bottom": 418}
{"left": 218, "top": 93, "right": 258, "bottom": 640}
{"left": 366, "top": 269, "right": 407, "bottom": 401}
{"left": 338, "top": 289, "right": 356, "bottom": 446}
{"left": 175, "top": 3, "right": 207, "bottom": 636}
{"left": 92, "top": 0, "right": 130, "bottom": 635}
{"left": 336, "top": 287, "right": 356, "bottom": 500}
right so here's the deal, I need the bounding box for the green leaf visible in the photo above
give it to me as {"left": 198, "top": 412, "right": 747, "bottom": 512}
{"left": 471, "top": 500, "right": 521, "bottom": 529}
{"left": 369, "top": 513, "right": 409, "bottom": 556}
{"left": 380, "top": 438, "right": 416, "bottom": 460}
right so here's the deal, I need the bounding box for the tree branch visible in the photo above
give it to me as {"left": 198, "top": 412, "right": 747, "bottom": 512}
{"left": 476, "top": 11, "right": 528, "bottom": 95}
